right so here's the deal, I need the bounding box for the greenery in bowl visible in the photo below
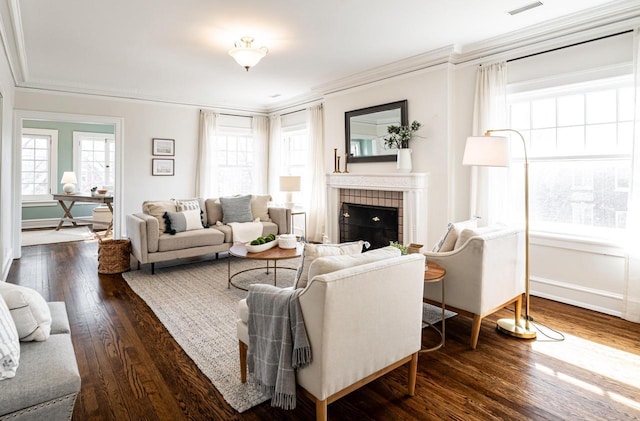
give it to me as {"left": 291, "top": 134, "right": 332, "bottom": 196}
{"left": 383, "top": 120, "right": 422, "bottom": 149}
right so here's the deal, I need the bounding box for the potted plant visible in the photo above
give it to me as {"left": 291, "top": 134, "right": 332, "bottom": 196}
{"left": 383, "top": 120, "right": 422, "bottom": 173}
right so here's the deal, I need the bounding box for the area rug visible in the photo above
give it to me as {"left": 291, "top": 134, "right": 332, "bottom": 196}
{"left": 21, "top": 226, "right": 96, "bottom": 246}
{"left": 122, "top": 257, "right": 456, "bottom": 413}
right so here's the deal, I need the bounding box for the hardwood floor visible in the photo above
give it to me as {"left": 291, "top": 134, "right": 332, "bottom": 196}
{"left": 7, "top": 240, "right": 640, "bottom": 420}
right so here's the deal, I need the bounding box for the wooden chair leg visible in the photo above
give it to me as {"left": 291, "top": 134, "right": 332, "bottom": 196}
{"left": 315, "top": 399, "right": 328, "bottom": 421}
{"left": 515, "top": 294, "right": 523, "bottom": 322}
{"left": 239, "top": 341, "right": 247, "bottom": 383}
{"left": 407, "top": 352, "right": 418, "bottom": 396}
{"left": 470, "top": 314, "right": 482, "bottom": 349}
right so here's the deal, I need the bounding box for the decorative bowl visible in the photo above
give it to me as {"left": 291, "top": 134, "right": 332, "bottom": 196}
{"left": 97, "top": 189, "right": 108, "bottom": 194}
{"left": 278, "top": 234, "right": 297, "bottom": 249}
{"left": 245, "top": 238, "right": 278, "bottom": 253}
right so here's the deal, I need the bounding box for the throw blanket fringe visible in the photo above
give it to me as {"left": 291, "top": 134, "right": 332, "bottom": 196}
{"left": 247, "top": 284, "right": 311, "bottom": 410}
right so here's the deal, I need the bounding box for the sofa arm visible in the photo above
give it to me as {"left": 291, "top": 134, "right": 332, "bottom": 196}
{"left": 126, "top": 213, "right": 158, "bottom": 264}
{"left": 268, "top": 207, "right": 291, "bottom": 235}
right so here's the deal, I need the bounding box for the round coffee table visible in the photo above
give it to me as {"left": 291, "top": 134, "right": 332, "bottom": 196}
{"left": 227, "top": 243, "right": 303, "bottom": 291}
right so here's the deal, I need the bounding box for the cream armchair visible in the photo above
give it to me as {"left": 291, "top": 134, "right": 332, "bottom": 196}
{"left": 423, "top": 227, "right": 525, "bottom": 349}
{"left": 237, "top": 253, "right": 426, "bottom": 421}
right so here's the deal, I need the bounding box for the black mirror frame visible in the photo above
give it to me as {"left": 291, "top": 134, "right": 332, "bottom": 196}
{"left": 345, "top": 100, "right": 408, "bottom": 163}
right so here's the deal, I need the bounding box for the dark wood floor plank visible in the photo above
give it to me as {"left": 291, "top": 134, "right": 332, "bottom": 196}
{"left": 5, "top": 239, "right": 640, "bottom": 420}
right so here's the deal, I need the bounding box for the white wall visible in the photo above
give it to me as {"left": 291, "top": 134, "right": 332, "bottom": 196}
{"left": 14, "top": 91, "right": 200, "bottom": 222}
{"left": 0, "top": 37, "right": 16, "bottom": 280}
{"left": 323, "top": 65, "right": 454, "bottom": 249}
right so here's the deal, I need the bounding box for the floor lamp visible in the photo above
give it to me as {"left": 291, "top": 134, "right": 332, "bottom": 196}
{"left": 463, "top": 129, "right": 537, "bottom": 340}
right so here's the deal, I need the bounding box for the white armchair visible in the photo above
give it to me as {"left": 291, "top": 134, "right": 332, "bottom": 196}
{"left": 423, "top": 227, "right": 525, "bottom": 349}
{"left": 237, "top": 252, "right": 426, "bottom": 421}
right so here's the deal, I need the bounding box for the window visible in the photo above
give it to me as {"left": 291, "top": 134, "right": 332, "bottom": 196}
{"left": 279, "top": 128, "right": 309, "bottom": 205}
{"left": 73, "top": 132, "right": 115, "bottom": 193}
{"left": 21, "top": 128, "right": 58, "bottom": 201}
{"left": 215, "top": 130, "right": 255, "bottom": 196}
{"left": 508, "top": 76, "right": 633, "bottom": 239}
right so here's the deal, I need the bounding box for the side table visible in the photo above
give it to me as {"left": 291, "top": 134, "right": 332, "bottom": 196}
{"left": 421, "top": 261, "right": 446, "bottom": 353}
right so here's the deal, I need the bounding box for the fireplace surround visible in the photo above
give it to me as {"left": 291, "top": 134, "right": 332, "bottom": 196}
{"left": 326, "top": 173, "right": 429, "bottom": 246}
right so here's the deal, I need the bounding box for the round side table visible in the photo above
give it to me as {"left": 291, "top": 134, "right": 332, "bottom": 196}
{"left": 421, "top": 261, "right": 446, "bottom": 353}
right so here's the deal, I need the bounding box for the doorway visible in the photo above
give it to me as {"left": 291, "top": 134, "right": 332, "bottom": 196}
{"left": 13, "top": 111, "right": 123, "bottom": 257}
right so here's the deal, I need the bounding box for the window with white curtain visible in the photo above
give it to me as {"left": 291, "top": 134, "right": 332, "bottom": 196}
{"left": 21, "top": 128, "right": 58, "bottom": 201}
{"left": 215, "top": 128, "right": 255, "bottom": 196}
{"left": 279, "top": 127, "right": 309, "bottom": 205}
{"left": 73, "top": 131, "right": 115, "bottom": 193}
{"left": 508, "top": 75, "right": 633, "bottom": 240}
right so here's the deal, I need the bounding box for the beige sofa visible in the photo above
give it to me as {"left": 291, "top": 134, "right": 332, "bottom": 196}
{"left": 127, "top": 196, "right": 291, "bottom": 273}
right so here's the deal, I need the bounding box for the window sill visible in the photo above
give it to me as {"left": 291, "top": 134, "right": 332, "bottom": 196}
{"left": 21, "top": 200, "right": 58, "bottom": 207}
{"left": 530, "top": 231, "right": 625, "bottom": 257}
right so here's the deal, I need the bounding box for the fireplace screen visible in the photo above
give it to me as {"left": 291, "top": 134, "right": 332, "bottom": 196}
{"left": 339, "top": 202, "right": 399, "bottom": 250}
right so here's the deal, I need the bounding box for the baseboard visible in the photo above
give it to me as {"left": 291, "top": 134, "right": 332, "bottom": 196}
{"left": 22, "top": 217, "right": 92, "bottom": 229}
{"left": 531, "top": 276, "right": 622, "bottom": 317}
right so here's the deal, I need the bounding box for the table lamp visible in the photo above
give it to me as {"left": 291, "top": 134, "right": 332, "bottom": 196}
{"left": 463, "top": 129, "right": 536, "bottom": 340}
{"left": 61, "top": 171, "right": 77, "bottom": 194}
{"left": 279, "top": 175, "right": 301, "bottom": 209}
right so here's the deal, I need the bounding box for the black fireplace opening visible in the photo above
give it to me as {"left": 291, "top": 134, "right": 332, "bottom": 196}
{"left": 339, "top": 202, "right": 399, "bottom": 250}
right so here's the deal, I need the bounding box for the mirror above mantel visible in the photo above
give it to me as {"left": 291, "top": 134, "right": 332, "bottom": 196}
{"left": 345, "top": 100, "right": 408, "bottom": 163}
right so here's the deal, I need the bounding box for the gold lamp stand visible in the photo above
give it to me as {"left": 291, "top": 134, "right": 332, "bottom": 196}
{"left": 465, "top": 129, "right": 537, "bottom": 340}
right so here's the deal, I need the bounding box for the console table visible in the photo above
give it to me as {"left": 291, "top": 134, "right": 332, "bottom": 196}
{"left": 53, "top": 194, "right": 114, "bottom": 235}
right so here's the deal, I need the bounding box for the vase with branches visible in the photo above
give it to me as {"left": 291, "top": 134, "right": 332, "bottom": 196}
{"left": 383, "top": 120, "right": 422, "bottom": 149}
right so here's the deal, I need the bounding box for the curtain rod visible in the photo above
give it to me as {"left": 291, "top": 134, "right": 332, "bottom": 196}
{"left": 507, "top": 29, "right": 633, "bottom": 63}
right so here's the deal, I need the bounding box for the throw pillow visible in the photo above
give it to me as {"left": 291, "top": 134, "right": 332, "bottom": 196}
{"left": 251, "top": 195, "right": 272, "bottom": 222}
{"left": 0, "top": 297, "right": 19, "bottom": 380}
{"left": 143, "top": 200, "right": 177, "bottom": 235}
{"left": 205, "top": 198, "right": 223, "bottom": 226}
{"left": 432, "top": 218, "right": 479, "bottom": 253}
{"left": 294, "top": 241, "right": 364, "bottom": 289}
{"left": 163, "top": 209, "right": 204, "bottom": 235}
{"left": 174, "top": 198, "right": 208, "bottom": 227}
{"left": 307, "top": 246, "right": 401, "bottom": 281}
{"left": 0, "top": 282, "right": 52, "bottom": 342}
{"left": 220, "top": 195, "right": 253, "bottom": 224}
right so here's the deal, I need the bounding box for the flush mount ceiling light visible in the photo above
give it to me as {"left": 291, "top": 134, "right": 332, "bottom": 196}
{"left": 228, "top": 36, "right": 268, "bottom": 71}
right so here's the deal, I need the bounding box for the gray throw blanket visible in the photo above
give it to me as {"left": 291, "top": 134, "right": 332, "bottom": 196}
{"left": 247, "top": 284, "right": 312, "bottom": 410}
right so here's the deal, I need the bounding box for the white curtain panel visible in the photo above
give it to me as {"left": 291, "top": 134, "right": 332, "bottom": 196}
{"left": 268, "top": 115, "right": 282, "bottom": 201}
{"left": 623, "top": 29, "right": 640, "bottom": 323}
{"left": 252, "top": 116, "right": 269, "bottom": 195}
{"left": 195, "top": 110, "right": 218, "bottom": 198}
{"left": 470, "top": 62, "right": 513, "bottom": 227}
{"left": 307, "top": 104, "right": 326, "bottom": 243}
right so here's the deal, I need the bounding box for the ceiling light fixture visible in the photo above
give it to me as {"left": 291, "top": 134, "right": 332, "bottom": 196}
{"left": 228, "top": 36, "right": 268, "bottom": 71}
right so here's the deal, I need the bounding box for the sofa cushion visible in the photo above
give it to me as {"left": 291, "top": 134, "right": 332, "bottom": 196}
{"left": 0, "top": 283, "right": 52, "bottom": 342}
{"left": 251, "top": 195, "right": 272, "bottom": 222}
{"left": 143, "top": 200, "right": 177, "bottom": 235}
{"left": 205, "top": 198, "right": 223, "bottom": 226}
{"left": 220, "top": 195, "right": 253, "bottom": 224}
{"left": 157, "top": 228, "right": 225, "bottom": 252}
{"left": 0, "top": 334, "right": 81, "bottom": 416}
{"left": 0, "top": 297, "right": 19, "bottom": 380}
{"left": 432, "top": 218, "right": 478, "bottom": 253}
{"left": 163, "top": 210, "right": 204, "bottom": 235}
{"left": 307, "top": 246, "right": 401, "bottom": 282}
{"left": 294, "top": 241, "right": 364, "bottom": 289}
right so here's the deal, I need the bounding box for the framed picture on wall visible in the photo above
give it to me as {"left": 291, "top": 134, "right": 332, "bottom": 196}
{"left": 152, "top": 159, "right": 174, "bottom": 176}
{"left": 152, "top": 138, "right": 175, "bottom": 156}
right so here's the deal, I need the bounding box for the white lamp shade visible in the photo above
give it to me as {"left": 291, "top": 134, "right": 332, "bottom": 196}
{"left": 463, "top": 136, "right": 510, "bottom": 167}
{"left": 60, "top": 171, "right": 77, "bottom": 184}
{"left": 279, "top": 175, "right": 301, "bottom": 192}
{"left": 229, "top": 47, "right": 267, "bottom": 69}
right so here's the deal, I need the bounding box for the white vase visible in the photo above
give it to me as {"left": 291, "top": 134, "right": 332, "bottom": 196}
{"left": 396, "top": 148, "right": 412, "bottom": 173}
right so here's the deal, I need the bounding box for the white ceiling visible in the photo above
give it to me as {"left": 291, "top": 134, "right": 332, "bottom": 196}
{"left": 1, "top": 0, "right": 638, "bottom": 112}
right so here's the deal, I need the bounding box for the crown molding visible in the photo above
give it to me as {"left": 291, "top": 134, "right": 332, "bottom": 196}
{"left": 312, "top": 45, "right": 460, "bottom": 96}
{"left": 453, "top": 0, "right": 640, "bottom": 64}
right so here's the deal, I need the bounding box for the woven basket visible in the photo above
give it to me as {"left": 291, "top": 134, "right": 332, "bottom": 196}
{"left": 98, "top": 238, "right": 131, "bottom": 274}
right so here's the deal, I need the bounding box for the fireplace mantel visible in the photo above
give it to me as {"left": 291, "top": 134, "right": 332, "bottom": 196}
{"left": 326, "top": 173, "right": 429, "bottom": 245}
